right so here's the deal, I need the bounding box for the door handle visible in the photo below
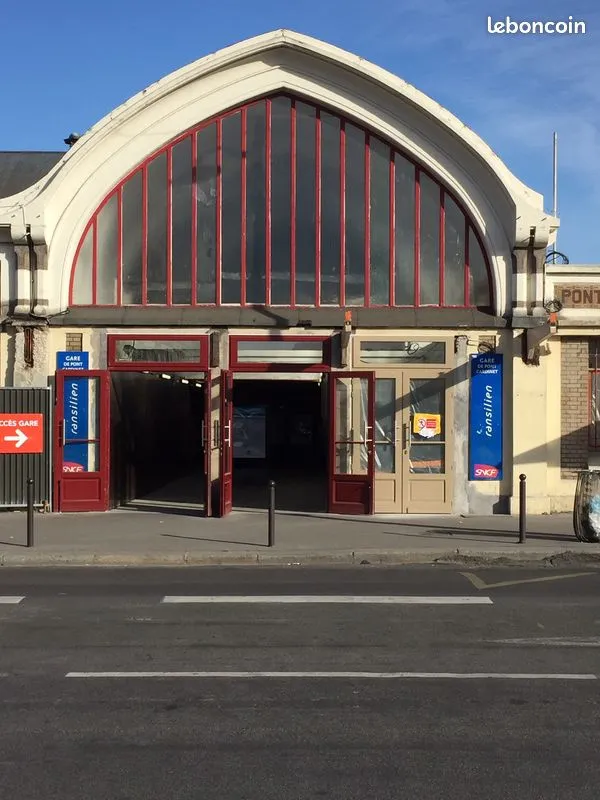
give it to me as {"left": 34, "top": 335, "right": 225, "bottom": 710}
{"left": 224, "top": 422, "right": 231, "bottom": 447}
{"left": 403, "top": 422, "right": 409, "bottom": 453}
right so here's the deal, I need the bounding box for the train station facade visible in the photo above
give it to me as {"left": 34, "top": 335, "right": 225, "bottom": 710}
{"left": 0, "top": 30, "right": 597, "bottom": 517}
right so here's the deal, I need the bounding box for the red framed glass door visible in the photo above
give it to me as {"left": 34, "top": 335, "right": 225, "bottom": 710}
{"left": 203, "top": 378, "right": 212, "bottom": 517}
{"left": 219, "top": 370, "right": 234, "bottom": 516}
{"left": 54, "top": 370, "right": 110, "bottom": 512}
{"left": 328, "top": 371, "right": 375, "bottom": 514}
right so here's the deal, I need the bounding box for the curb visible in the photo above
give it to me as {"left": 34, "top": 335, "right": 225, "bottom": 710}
{"left": 1, "top": 547, "right": 600, "bottom": 567}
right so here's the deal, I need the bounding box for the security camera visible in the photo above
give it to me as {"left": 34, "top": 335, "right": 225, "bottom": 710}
{"left": 543, "top": 299, "right": 563, "bottom": 314}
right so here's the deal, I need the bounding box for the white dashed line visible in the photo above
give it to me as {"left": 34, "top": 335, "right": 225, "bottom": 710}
{"left": 161, "top": 595, "right": 493, "bottom": 605}
{"left": 65, "top": 671, "right": 597, "bottom": 680}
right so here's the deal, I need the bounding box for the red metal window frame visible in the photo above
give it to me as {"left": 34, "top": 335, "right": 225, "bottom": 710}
{"left": 265, "top": 98, "right": 272, "bottom": 306}
{"left": 107, "top": 334, "right": 210, "bottom": 371}
{"left": 69, "top": 93, "right": 494, "bottom": 312}
{"left": 229, "top": 334, "right": 332, "bottom": 373}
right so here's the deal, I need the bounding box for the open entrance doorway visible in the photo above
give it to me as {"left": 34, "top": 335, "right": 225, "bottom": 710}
{"left": 110, "top": 372, "right": 208, "bottom": 512}
{"left": 231, "top": 378, "right": 328, "bottom": 512}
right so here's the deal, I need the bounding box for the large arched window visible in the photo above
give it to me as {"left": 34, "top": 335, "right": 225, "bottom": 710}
{"left": 70, "top": 95, "right": 492, "bottom": 309}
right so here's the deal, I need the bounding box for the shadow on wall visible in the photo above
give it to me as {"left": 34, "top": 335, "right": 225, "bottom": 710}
{"left": 2, "top": 326, "right": 16, "bottom": 386}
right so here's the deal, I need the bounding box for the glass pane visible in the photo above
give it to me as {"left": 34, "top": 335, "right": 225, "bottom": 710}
{"left": 171, "top": 137, "right": 192, "bottom": 304}
{"left": 591, "top": 373, "right": 600, "bottom": 447}
{"left": 237, "top": 339, "right": 324, "bottom": 364}
{"left": 360, "top": 340, "right": 446, "bottom": 364}
{"left": 409, "top": 377, "right": 445, "bottom": 474}
{"left": 344, "top": 124, "right": 365, "bottom": 305}
{"left": 62, "top": 377, "right": 100, "bottom": 473}
{"left": 246, "top": 103, "right": 266, "bottom": 305}
{"left": 320, "top": 112, "right": 340, "bottom": 305}
{"left": 369, "top": 138, "right": 390, "bottom": 305}
{"left": 295, "top": 102, "right": 316, "bottom": 305}
{"left": 444, "top": 195, "right": 466, "bottom": 305}
{"left": 334, "top": 377, "right": 368, "bottom": 475}
{"left": 197, "top": 124, "right": 217, "bottom": 304}
{"left": 469, "top": 228, "right": 490, "bottom": 307}
{"left": 270, "top": 97, "right": 291, "bottom": 305}
{"left": 419, "top": 172, "right": 440, "bottom": 305}
{"left": 590, "top": 339, "right": 600, "bottom": 369}
{"left": 394, "top": 155, "right": 415, "bottom": 304}
{"left": 72, "top": 226, "right": 93, "bottom": 305}
{"left": 375, "top": 378, "right": 395, "bottom": 473}
{"left": 146, "top": 153, "right": 168, "bottom": 303}
{"left": 96, "top": 193, "right": 118, "bottom": 304}
{"left": 63, "top": 443, "right": 99, "bottom": 473}
{"left": 114, "top": 339, "right": 202, "bottom": 363}
{"left": 409, "top": 444, "right": 444, "bottom": 474}
{"left": 122, "top": 171, "right": 143, "bottom": 304}
{"left": 221, "top": 113, "right": 242, "bottom": 304}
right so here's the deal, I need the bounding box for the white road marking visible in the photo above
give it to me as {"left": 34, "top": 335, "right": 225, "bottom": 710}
{"left": 461, "top": 571, "right": 595, "bottom": 591}
{"left": 0, "top": 596, "right": 24, "bottom": 604}
{"left": 66, "top": 671, "right": 597, "bottom": 680}
{"left": 490, "top": 637, "right": 600, "bottom": 647}
{"left": 161, "top": 595, "right": 493, "bottom": 605}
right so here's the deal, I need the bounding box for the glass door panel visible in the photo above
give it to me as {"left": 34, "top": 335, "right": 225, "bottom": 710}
{"left": 374, "top": 378, "right": 396, "bottom": 474}
{"left": 329, "top": 372, "right": 374, "bottom": 514}
{"left": 402, "top": 371, "right": 451, "bottom": 513}
{"left": 408, "top": 377, "right": 445, "bottom": 474}
{"left": 219, "top": 370, "right": 233, "bottom": 516}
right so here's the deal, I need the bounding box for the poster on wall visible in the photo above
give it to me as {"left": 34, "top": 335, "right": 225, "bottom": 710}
{"left": 469, "top": 353, "right": 503, "bottom": 480}
{"left": 233, "top": 406, "right": 266, "bottom": 459}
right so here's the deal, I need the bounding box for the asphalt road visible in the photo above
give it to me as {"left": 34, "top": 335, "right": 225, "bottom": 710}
{"left": 1, "top": 565, "right": 600, "bottom": 799}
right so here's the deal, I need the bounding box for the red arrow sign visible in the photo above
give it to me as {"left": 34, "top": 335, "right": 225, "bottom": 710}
{"left": 0, "top": 414, "right": 44, "bottom": 454}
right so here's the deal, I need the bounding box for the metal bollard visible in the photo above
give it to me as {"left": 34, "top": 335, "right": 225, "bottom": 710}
{"left": 26, "top": 478, "right": 34, "bottom": 548}
{"left": 518, "top": 474, "right": 526, "bottom": 544}
{"left": 268, "top": 480, "right": 276, "bottom": 547}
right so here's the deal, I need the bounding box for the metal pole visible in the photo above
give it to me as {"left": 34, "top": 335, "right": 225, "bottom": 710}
{"left": 268, "top": 480, "right": 275, "bottom": 547}
{"left": 26, "top": 478, "right": 34, "bottom": 548}
{"left": 552, "top": 132, "right": 558, "bottom": 254}
{"left": 518, "top": 474, "right": 526, "bottom": 544}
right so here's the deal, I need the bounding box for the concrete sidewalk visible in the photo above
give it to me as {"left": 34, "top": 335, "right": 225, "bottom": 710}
{"left": 0, "top": 506, "right": 598, "bottom": 567}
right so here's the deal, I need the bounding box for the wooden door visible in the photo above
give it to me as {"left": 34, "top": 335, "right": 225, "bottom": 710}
{"left": 372, "top": 374, "right": 403, "bottom": 513}
{"left": 54, "top": 370, "right": 110, "bottom": 512}
{"left": 401, "top": 370, "right": 452, "bottom": 513}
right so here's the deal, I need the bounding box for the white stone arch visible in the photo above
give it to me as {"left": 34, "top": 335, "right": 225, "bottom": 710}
{"left": 0, "top": 30, "right": 554, "bottom": 317}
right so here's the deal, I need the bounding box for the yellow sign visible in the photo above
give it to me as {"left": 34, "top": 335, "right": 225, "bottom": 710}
{"left": 413, "top": 413, "right": 441, "bottom": 438}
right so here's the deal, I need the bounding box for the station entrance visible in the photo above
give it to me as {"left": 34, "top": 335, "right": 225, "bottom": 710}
{"left": 110, "top": 372, "right": 207, "bottom": 511}
{"left": 52, "top": 335, "right": 452, "bottom": 516}
{"left": 229, "top": 378, "right": 328, "bottom": 512}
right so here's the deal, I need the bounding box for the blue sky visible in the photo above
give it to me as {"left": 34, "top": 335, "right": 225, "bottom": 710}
{"left": 2, "top": 0, "right": 598, "bottom": 262}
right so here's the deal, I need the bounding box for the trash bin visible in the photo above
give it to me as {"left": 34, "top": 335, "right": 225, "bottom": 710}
{"left": 573, "top": 470, "right": 600, "bottom": 542}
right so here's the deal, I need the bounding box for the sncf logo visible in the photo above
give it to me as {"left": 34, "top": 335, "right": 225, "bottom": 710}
{"left": 474, "top": 464, "right": 499, "bottom": 478}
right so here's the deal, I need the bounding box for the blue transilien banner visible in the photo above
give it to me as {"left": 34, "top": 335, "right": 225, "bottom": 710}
{"left": 469, "top": 353, "right": 503, "bottom": 480}
{"left": 63, "top": 378, "right": 89, "bottom": 472}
